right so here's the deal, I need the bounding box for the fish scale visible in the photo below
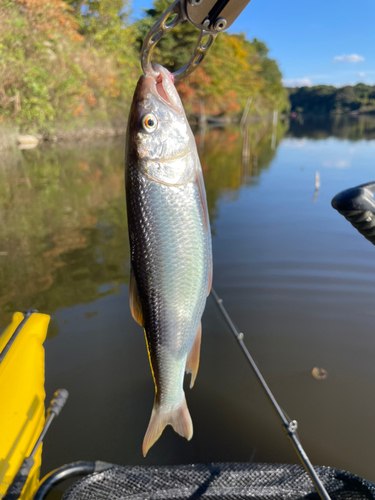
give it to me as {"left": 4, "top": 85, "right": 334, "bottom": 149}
{"left": 125, "top": 65, "right": 212, "bottom": 456}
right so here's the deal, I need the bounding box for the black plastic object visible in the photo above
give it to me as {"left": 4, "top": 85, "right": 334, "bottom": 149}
{"left": 61, "top": 463, "right": 375, "bottom": 500}
{"left": 332, "top": 182, "right": 375, "bottom": 245}
{"left": 47, "top": 388, "right": 69, "bottom": 418}
{"left": 34, "top": 462, "right": 111, "bottom": 500}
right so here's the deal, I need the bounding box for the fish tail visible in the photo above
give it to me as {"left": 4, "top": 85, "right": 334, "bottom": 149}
{"left": 142, "top": 395, "right": 193, "bottom": 457}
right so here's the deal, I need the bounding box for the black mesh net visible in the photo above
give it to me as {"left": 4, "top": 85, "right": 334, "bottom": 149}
{"left": 61, "top": 462, "right": 375, "bottom": 500}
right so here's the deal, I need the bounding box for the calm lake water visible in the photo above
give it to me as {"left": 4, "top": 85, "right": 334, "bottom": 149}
{"left": 2, "top": 114, "right": 375, "bottom": 488}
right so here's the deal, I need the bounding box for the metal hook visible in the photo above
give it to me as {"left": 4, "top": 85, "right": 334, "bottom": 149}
{"left": 141, "top": 0, "right": 217, "bottom": 82}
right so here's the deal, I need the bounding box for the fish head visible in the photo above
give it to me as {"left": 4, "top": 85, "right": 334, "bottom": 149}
{"left": 127, "top": 65, "right": 196, "bottom": 186}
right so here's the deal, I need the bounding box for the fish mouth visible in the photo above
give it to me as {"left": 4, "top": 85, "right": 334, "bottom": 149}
{"left": 143, "top": 65, "right": 183, "bottom": 113}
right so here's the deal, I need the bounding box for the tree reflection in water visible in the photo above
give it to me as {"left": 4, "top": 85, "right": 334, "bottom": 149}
{"left": 0, "top": 121, "right": 286, "bottom": 332}
{"left": 287, "top": 114, "right": 375, "bottom": 141}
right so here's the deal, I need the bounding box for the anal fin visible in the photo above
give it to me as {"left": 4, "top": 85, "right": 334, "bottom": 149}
{"left": 129, "top": 268, "right": 144, "bottom": 326}
{"left": 207, "top": 258, "right": 213, "bottom": 296}
{"left": 185, "top": 323, "right": 202, "bottom": 388}
{"left": 142, "top": 396, "right": 193, "bottom": 457}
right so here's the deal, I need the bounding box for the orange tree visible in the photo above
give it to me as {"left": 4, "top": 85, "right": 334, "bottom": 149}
{"left": 0, "top": 0, "right": 139, "bottom": 129}
{"left": 0, "top": 0, "right": 81, "bottom": 126}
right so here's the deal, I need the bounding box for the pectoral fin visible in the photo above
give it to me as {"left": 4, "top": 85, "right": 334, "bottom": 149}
{"left": 129, "top": 269, "right": 144, "bottom": 326}
{"left": 185, "top": 323, "right": 202, "bottom": 388}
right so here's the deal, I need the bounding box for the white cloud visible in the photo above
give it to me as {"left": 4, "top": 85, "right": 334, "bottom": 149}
{"left": 322, "top": 160, "right": 350, "bottom": 169}
{"left": 282, "top": 77, "right": 312, "bottom": 87}
{"left": 359, "top": 72, "right": 366, "bottom": 77}
{"left": 282, "top": 138, "right": 308, "bottom": 148}
{"left": 333, "top": 54, "right": 365, "bottom": 63}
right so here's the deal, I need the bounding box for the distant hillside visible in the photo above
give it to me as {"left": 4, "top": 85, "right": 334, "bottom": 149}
{"left": 288, "top": 84, "right": 375, "bottom": 115}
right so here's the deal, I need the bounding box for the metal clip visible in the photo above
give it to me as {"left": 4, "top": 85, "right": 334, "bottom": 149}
{"left": 141, "top": 0, "right": 217, "bottom": 82}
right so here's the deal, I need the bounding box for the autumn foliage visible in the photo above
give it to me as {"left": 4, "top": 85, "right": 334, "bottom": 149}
{"left": 14, "top": 0, "right": 81, "bottom": 38}
{"left": 0, "top": 0, "right": 138, "bottom": 129}
{"left": 0, "top": 0, "right": 288, "bottom": 130}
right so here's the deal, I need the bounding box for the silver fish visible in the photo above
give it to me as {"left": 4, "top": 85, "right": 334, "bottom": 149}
{"left": 125, "top": 65, "right": 212, "bottom": 456}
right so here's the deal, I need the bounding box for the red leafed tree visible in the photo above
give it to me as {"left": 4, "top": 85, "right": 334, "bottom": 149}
{"left": 15, "top": 0, "right": 81, "bottom": 40}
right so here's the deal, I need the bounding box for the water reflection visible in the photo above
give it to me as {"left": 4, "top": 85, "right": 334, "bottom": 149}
{"left": 287, "top": 114, "right": 375, "bottom": 141}
{"left": 0, "top": 122, "right": 284, "bottom": 331}
{"left": 3, "top": 116, "right": 375, "bottom": 483}
{"left": 0, "top": 139, "right": 129, "bottom": 331}
{"left": 197, "top": 120, "right": 287, "bottom": 222}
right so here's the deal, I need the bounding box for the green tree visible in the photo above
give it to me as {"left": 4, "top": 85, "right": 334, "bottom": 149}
{"left": 353, "top": 83, "right": 371, "bottom": 101}
{"left": 252, "top": 38, "right": 289, "bottom": 113}
{"left": 287, "top": 83, "right": 375, "bottom": 115}
{"left": 288, "top": 85, "right": 338, "bottom": 115}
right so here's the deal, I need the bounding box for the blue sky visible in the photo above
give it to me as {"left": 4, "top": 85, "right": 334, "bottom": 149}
{"left": 130, "top": 0, "right": 375, "bottom": 88}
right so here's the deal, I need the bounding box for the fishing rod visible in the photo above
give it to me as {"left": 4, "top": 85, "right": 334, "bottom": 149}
{"left": 211, "top": 287, "right": 332, "bottom": 500}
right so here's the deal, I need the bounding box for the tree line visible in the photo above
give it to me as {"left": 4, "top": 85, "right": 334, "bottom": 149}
{"left": 288, "top": 84, "right": 375, "bottom": 115}
{"left": 0, "top": 0, "right": 289, "bottom": 130}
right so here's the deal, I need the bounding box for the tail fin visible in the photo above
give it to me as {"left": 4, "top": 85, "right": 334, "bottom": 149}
{"left": 142, "top": 396, "right": 193, "bottom": 457}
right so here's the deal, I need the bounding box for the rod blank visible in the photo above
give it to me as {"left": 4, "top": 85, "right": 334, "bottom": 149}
{"left": 211, "top": 287, "right": 332, "bottom": 500}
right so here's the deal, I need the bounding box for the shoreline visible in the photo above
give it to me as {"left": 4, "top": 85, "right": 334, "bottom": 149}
{"left": 0, "top": 122, "right": 128, "bottom": 151}
{"left": 3, "top": 110, "right": 374, "bottom": 152}
{"left": 0, "top": 113, "right": 274, "bottom": 151}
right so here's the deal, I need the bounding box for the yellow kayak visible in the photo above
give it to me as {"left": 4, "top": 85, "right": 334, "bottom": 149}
{"left": 0, "top": 311, "right": 50, "bottom": 500}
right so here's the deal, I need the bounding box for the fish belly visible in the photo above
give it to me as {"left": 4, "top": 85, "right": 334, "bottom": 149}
{"left": 129, "top": 171, "right": 209, "bottom": 402}
{"left": 127, "top": 158, "right": 211, "bottom": 455}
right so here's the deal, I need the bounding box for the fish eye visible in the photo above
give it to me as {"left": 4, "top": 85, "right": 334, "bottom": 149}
{"left": 142, "top": 113, "right": 158, "bottom": 133}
